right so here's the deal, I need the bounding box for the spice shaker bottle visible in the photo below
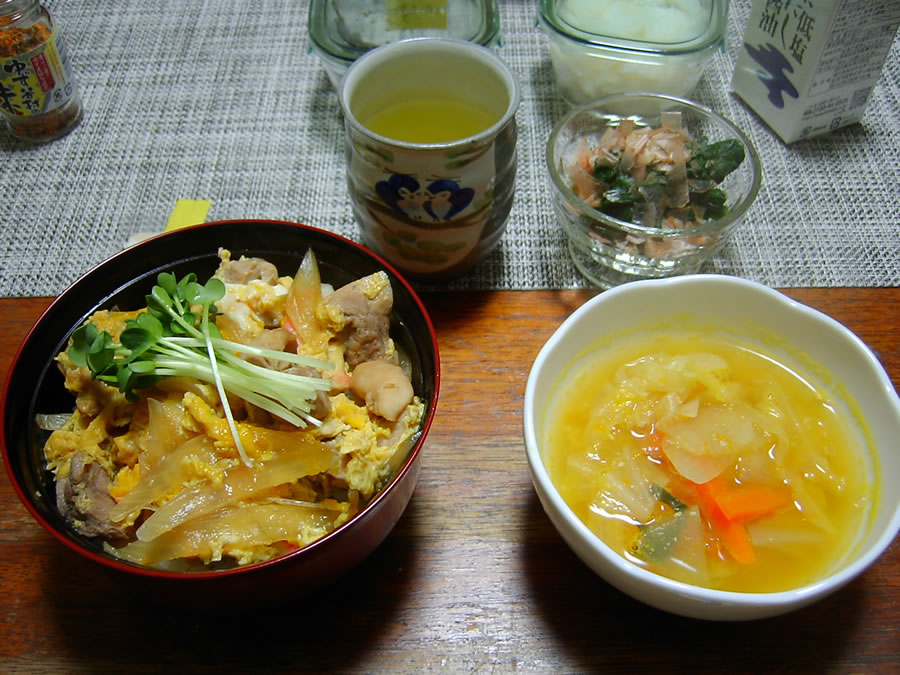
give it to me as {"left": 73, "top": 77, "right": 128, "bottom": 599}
{"left": 0, "top": 0, "right": 82, "bottom": 142}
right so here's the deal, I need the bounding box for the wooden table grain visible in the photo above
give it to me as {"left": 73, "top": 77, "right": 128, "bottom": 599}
{"left": 1, "top": 289, "right": 898, "bottom": 674}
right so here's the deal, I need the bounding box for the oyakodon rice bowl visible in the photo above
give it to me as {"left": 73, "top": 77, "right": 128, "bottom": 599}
{"left": 1, "top": 220, "right": 439, "bottom": 607}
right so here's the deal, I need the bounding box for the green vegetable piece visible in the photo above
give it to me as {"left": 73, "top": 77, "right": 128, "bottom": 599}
{"left": 603, "top": 174, "right": 639, "bottom": 205}
{"left": 185, "top": 277, "right": 225, "bottom": 308}
{"left": 630, "top": 512, "right": 685, "bottom": 562}
{"left": 148, "top": 285, "right": 174, "bottom": 314}
{"left": 120, "top": 314, "right": 162, "bottom": 362}
{"left": 592, "top": 164, "right": 618, "bottom": 184}
{"left": 650, "top": 483, "right": 689, "bottom": 512}
{"left": 686, "top": 138, "right": 745, "bottom": 184}
{"left": 85, "top": 330, "right": 115, "bottom": 376}
{"left": 707, "top": 187, "right": 727, "bottom": 207}
{"left": 156, "top": 272, "right": 179, "bottom": 300}
{"left": 68, "top": 323, "right": 98, "bottom": 367}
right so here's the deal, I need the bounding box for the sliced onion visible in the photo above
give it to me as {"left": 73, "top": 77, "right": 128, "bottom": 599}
{"left": 35, "top": 413, "right": 73, "bottom": 431}
{"left": 112, "top": 501, "right": 348, "bottom": 566}
{"left": 284, "top": 249, "right": 328, "bottom": 354}
{"left": 109, "top": 436, "right": 217, "bottom": 522}
{"left": 136, "top": 435, "right": 339, "bottom": 541}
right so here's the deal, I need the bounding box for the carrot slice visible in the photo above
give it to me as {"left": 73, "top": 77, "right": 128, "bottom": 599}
{"left": 713, "top": 516, "right": 756, "bottom": 565}
{"left": 715, "top": 486, "right": 792, "bottom": 522}
{"left": 694, "top": 476, "right": 756, "bottom": 565}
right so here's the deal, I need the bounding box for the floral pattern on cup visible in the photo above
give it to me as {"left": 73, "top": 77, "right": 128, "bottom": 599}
{"left": 376, "top": 174, "right": 474, "bottom": 223}
{"left": 347, "top": 133, "right": 499, "bottom": 275}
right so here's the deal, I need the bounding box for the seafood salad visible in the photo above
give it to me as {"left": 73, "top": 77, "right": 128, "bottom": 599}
{"left": 42, "top": 248, "right": 424, "bottom": 570}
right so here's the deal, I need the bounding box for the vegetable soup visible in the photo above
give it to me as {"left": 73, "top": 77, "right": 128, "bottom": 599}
{"left": 543, "top": 331, "right": 874, "bottom": 593}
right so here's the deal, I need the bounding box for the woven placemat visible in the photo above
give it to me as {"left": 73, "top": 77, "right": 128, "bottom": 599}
{"left": 1, "top": 0, "right": 898, "bottom": 297}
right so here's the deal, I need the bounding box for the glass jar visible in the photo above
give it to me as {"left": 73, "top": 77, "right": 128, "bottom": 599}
{"left": 538, "top": 0, "right": 728, "bottom": 106}
{"left": 308, "top": 0, "right": 501, "bottom": 89}
{"left": 0, "top": 0, "right": 83, "bottom": 142}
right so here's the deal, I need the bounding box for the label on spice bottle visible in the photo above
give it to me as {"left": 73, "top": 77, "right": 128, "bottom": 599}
{"left": 0, "top": 27, "right": 79, "bottom": 119}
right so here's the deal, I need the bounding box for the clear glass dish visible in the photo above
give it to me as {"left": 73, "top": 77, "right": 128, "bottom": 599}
{"left": 309, "top": 0, "right": 501, "bottom": 89}
{"left": 537, "top": 0, "right": 727, "bottom": 106}
{"left": 546, "top": 93, "right": 762, "bottom": 288}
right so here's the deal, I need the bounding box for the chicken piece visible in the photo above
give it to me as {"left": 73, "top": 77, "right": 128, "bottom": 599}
{"left": 56, "top": 452, "right": 131, "bottom": 540}
{"left": 245, "top": 328, "right": 294, "bottom": 371}
{"left": 350, "top": 360, "right": 414, "bottom": 422}
{"left": 325, "top": 272, "right": 395, "bottom": 368}
{"left": 217, "top": 256, "right": 279, "bottom": 285}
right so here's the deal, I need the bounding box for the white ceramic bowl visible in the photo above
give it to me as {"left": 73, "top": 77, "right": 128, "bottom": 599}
{"left": 523, "top": 275, "right": 900, "bottom": 621}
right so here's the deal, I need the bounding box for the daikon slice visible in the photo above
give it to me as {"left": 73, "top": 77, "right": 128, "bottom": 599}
{"left": 136, "top": 436, "right": 340, "bottom": 541}
{"left": 112, "top": 501, "right": 348, "bottom": 566}
{"left": 110, "top": 436, "right": 217, "bottom": 522}
{"left": 659, "top": 403, "right": 761, "bottom": 483}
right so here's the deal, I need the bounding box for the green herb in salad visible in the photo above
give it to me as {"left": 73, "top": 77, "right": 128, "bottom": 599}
{"left": 567, "top": 113, "right": 746, "bottom": 230}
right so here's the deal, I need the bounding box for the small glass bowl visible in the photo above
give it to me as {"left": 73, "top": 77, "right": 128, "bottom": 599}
{"left": 537, "top": 0, "right": 727, "bottom": 106}
{"left": 308, "top": 0, "right": 500, "bottom": 89}
{"left": 546, "top": 93, "right": 762, "bottom": 289}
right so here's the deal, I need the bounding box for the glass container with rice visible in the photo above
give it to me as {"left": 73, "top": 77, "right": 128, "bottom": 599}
{"left": 537, "top": 0, "right": 727, "bottom": 105}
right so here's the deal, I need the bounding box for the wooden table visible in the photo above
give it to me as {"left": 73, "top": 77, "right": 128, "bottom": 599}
{"left": 1, "top": 289, "right": 897, "bottom": 673}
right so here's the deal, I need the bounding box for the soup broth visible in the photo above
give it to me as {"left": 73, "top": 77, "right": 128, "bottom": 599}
{"left": 544, "top": 331, "right": 874, "bottom": 593}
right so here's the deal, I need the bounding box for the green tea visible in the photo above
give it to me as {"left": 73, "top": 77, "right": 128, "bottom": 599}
{"left": 360, "top": 94, "right": 500, "bottom": 144}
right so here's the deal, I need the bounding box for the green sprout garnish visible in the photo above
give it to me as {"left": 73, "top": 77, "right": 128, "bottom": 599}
{"left": 68, "top": 272, "right": 334, "bottom": 467}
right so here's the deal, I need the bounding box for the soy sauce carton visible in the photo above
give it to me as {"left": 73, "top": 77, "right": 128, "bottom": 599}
{"left": 731, "top": 0, "right": 900, "bottom": 144}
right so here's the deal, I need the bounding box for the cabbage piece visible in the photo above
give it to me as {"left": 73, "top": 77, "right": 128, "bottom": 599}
{"left": 136, "top": 436, "right": 340, "bottom": 541}
{"left": 111, "top": 501, "right": 348, "bottom": 566}
{"left": 562, "top": 451, "right": 605, "bottom": 508}
{"left": 592, "top": 449, "right": 663, "bottom": 523}
{"left": 781, "top": 469, "right": 836, "bottom": 535}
